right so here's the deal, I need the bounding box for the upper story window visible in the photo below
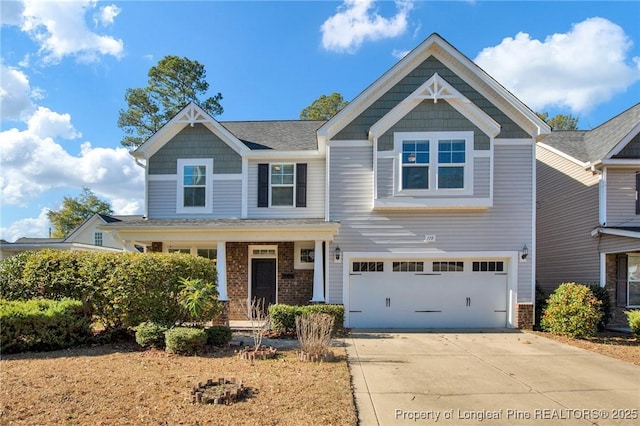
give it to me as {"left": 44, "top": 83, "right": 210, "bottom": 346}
{"left": 635, "top": 172, "right": 639, "bottom": 215}
{"left": 94, "top": 232, "right": 103, "bottom": 246}
{"left": 177, "top": 159, "right": 212, "bottom": 213}
{"left": 271, "top": 164, "right": 295, "bottom": 206}
{"left": 258, "top": 163, "right": 307, "bottom": 208}
{"left": 395, "top": 131, "right": 472, "bottom": 195}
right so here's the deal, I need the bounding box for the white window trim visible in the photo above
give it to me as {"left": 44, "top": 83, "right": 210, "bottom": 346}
{"left": 269, "top": 163, "right": 296, "bottom": 207}
{"left": 393, "top": 131, "right": 473, "bottom": 196}
{"left": 294, "top": 241, "right": 315, "bottom": 270}
{"left": 177, "top": 158, "right": 213, "bottom": 214}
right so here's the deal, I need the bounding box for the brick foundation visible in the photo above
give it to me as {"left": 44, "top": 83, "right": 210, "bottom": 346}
{"left": 212, "top": 301, "right": 229, "bottom": 326}
{"left": 225, "top": 242, "right": 314, "bottom": 321}
{"left": 516, "top": 304, "right": 534, "bottom": 330}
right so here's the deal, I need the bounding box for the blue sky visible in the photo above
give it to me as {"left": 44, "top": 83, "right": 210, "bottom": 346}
{"left": 1, "top": 0, "right": 639, "bottom": 241}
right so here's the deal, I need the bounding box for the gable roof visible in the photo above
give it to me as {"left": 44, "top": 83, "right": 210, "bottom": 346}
{"left": 318, "top": 33, "right": 550, "bottom": 143}
{"left": 221, "top": 120, "right": 325, "bottom": 150}
{"left": 539, "top": 103, "right": 640, "bottom": 164}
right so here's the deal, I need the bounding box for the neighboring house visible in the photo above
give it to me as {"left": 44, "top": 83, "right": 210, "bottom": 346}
{"left": 0, "top": 214, "right": 142, "bottom": 260}
{"left": 537, "top": 103, "right": 640, "bottom": 327}
{"left": 105, "top": 33, "right": 550, "bottom": 329}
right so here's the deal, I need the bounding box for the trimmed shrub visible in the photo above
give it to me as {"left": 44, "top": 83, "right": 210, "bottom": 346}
{"left": 205, "top": 325, "right": 233, "bottom": 347}
{"left": 269, "top": 304, "right": 344, "bottom": 335}
{"left": 626, "top": 310, "right": 640, "bottom": 336}
{"left": 588, "top": 284, "right": 612, "bottom": 331}
{"left": 541, "top": 283, "right": 602, "bottom": 338}
{"left": 0, "top": 250, "right": 218, "bottom": 329}
{"left": 165, "top": 327, "right": 207, "bottom": 355}
{"left": 0, "top": 298, "right": 92, "bottom": 353}
{"left": 135, "top": 321, "right": 170, "bottom": 349}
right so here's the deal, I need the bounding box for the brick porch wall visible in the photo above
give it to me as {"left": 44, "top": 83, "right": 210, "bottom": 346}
{"left": 515, "top": 304, "right": 533, "bottom": 330}
{"left": 226, "top": 242, "right": 314, "bottom": 321}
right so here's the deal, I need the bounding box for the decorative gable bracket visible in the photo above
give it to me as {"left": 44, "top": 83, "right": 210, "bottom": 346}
{"left": 175, "top": 103, "right": 211, "bottom": 127}
{"left": 369, "top": 73, "right": 501, "bottom": 140}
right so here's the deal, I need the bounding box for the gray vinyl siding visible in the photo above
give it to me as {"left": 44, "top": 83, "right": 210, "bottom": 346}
{"left": 247, "top": 158, "right": 325, "bottom": 218}
{"left": 606, "top": 168, "right": 640, "bottom": 227}
{"left": 148, "top": 124, "right": 242, "bottom": 175}
{"left": 536, "top": 146, "right": 601, "bottom": 291}
{"left": 147, "top": 179, "right": 241, "bottom": 219}
{"left": 377, "top": 101, "right": 490, "bottom": 151}
{"left": 613, "top": 133, "right": 640, "bottom": 158}
{"left": 327, "top": 143, "right": 534, "bottom": 304}
{"left": 375, "top": 156, "right": 490, "bottom": 199}
{"left": 598, "top": 234, "right": 640, "bottom": 253}
{"left": 333, "top": 57, "right": 528, "bottom": 141}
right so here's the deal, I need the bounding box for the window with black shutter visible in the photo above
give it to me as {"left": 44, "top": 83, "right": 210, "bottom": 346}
{"left": 296, "top": 163, "right": 307, "bottom": 207}
{"left": 635, "top": 172, "right": 640, "bottom": 215}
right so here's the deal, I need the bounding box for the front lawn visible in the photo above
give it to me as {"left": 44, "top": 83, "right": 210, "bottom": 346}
{"left": 529, "top": 330, "right": 640, "bottom": 366}
{"left": 1, "top": 342, "right": 357, "bottom": 425}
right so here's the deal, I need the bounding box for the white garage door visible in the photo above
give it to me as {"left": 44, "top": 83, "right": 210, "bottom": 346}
{"left": 348, "top": 259, "right": 508, "bottom": 328}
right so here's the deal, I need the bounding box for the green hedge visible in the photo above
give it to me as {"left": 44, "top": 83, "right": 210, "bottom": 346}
{"left": 269, "top": 304, "right": 344, "bottom": 335}
{"left": 135, "top": 321, "right": 170, "bottom": 349}
{"left": 165, "top": 327, "right": 207, "bottom": 355}
{"left": 0, "top": 250, "right": 218, "bottom": 329}
{"left": 205, "top": 325, "right": 233, "bottom": 347}
{"left": 0, "top": 298, "right": 92, "bottom": 353}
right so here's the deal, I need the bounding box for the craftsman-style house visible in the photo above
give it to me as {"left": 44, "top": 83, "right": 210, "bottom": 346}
{"left": 105, "top": 34, "right": 551, "bottom": 329}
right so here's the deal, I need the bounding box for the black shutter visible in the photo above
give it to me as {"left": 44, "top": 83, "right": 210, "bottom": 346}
{"left": 616, "top": 254, "right": 628, "bottom": 307}
{"left": 636, "top": 172, "right": 640, "bottom": 215}
{"left": 296, "top": 163, "right": 307, "bottom": 208}
{"left": 258, "top": 164, "right": 269, "bottom": 207}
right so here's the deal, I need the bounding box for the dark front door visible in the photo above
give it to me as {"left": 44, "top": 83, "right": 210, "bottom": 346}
{"left": 251, "top": 258, "right": 277, "bottom": 312}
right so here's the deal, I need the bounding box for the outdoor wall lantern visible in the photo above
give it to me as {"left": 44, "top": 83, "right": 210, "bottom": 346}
{"left": 521, "top": 244, "right": 529, "bottom": 260}
{"left": 334, "top": 246, "right": 341, "bottom": 262}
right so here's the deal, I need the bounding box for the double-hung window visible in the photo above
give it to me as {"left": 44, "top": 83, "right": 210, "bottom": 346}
{"left": 270, "top": 163, "right": 295, "bottom": 206}
{"left": 628, "top": 255, "right": 640, "bottom": 307}
{"left": 395, "top": 132, "right": 472, "bottom": 194}
{"left": 177, "top": 159, "right": 212, "bottom": 213}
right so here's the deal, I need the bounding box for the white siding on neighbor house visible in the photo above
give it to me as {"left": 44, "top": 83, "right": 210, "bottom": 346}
{"left": 536, "top": 146, "right": 601, "bottom": 291}
{"left": 147, "top": 178, "right": 242, "bottom": 219}
{"left": 606, "top": 168, "right": 640, "bottom": 227}
{"left": 246, "top": 158, "right": 325, "bottom": 218}
{"left": 68, "top": 221, "right": 124, "bottom": 249}
{"left": 327, "top": 142, "right": 534, "bottom": 304}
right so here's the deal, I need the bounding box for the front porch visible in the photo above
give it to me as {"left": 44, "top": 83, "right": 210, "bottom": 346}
{"left": 102, "top": 218, "right": 340, "bottom": 323}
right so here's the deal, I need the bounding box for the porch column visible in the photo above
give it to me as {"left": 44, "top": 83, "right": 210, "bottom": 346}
{"left": 216, "top": 241, "right": 228, "bottom": 301}
{"left": 311, "top": 240, "right": 325, "bottom": 302}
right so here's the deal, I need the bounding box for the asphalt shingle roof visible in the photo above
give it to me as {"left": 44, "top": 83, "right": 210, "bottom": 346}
{"left": 541, "top": 103, "right": 640, "bottom": 163}
{"left": 220, "top": 120, "right": 326, "bottom": 150}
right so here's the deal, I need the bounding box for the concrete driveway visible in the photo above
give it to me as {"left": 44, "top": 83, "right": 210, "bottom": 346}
{"left": 345, "top": 331, "right": 640, "bottom": 425}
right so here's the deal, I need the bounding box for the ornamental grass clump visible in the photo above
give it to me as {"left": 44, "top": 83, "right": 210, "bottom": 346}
{"left": 541, "top": 283, "right": 602, "bottom": 338}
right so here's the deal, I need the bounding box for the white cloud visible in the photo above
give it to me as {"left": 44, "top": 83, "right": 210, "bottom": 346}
{"left": 0, "top": 64, "right": 37, "bottom": 120}
{"left": 94, "top": 4, "right": 121, "bottom": 27}
{"left": 474, "top": 17, "right": 640, "bottom": 113}
{"left": 392, "top": 49, "right": 410, "bottom": 59}
{"left": 0, "top": 107, "right": 144, "bottom": 213}
{"left": 20, "top": 0, "right": 124, "bottom": 64}
{"left": 321, "top": 0, "right": 413, "bottom": 53}
{"left": 0, "top": 208, "right": 51, "bottom": 242}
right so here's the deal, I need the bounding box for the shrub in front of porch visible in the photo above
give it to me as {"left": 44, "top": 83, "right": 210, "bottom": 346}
{"left": 269, "top": 304, "right": 344, "bottom": 336}
{"left": 0, "top": 250, "right": 218, "bottom": 330}
{"left": 626, "top": 311, "right": 640, "bottom": 336}
{"left": 541, "top": 283, "right": 602, "bottom": 338}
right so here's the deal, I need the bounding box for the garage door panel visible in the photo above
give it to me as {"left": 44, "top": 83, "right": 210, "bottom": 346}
{"left": 348, "top": 259, "right": 508, "bottom": 328}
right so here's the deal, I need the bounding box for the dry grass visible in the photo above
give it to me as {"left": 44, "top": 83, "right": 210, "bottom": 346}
{"left": 528, "top": 330, "right": 640, "bottom": 366}
{"left": 0, "top": 342, "right": 357, "bottom": 426}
